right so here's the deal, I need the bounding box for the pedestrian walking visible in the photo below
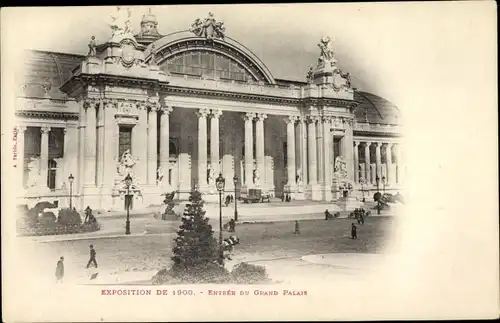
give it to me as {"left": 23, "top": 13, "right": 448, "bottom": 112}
{"left": 228, "top": 218, "right": 236, "bottom": 232}
{"left": 55, "top": 256, "right": 64, "bottom": 283}
{"left": 86, "top": 244, "right": 98, "bottom": 268}
{"left": 294, "top": 220, "right": 301, "bottom": 234}
{"left": 351, "top": 223, "right": 357, "bottom": 240}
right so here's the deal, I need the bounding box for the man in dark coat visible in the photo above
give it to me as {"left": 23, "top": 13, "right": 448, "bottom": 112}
{"left": 84, "top": 206, "right": 92, "bottom": 223}
{"left": 86, "top": 244, "right": 98, "bottom": 268}
{"left": 359, "top": 212, "right": 365, "bottom": 225}
{"left": 294, "top": 220, "right": 300, "bottom": 234}
{"left": 325, "top": 209, "right": 332, "bottom": 220}
{"left": 55, "top": 256, "right": 64, "bottom": 283}
{"left": 228, "top": 218, "right": 236, "bottom": 232}
{"left": 351, "top": 223, "right": 357, "bottom": 240}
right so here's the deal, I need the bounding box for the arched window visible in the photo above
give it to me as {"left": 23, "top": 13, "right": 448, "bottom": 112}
{"left": 47, "top": 159, "right": 58, "bottom": 190}
{"left": 162, "top": 51, "right": 256, "bottom": 83}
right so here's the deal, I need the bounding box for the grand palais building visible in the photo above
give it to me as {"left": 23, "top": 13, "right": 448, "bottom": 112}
{"left": 14, "top": 9, "right": 405, "bottom": 210}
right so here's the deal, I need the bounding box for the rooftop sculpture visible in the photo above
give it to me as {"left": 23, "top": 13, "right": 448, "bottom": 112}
{"left": 190, "top": 12, "right": 226, "bottom": 40}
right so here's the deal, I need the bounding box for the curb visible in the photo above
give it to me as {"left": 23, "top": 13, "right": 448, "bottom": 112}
{"left": 30, "top": 232, "right": 147, "bottom": 243}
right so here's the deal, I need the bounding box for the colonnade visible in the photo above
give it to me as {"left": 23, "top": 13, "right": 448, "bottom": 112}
{"left": 15, "top": 124, "right": 78, "bottom": 194}
{"left": 17, "top": 100, "right": 404, "bottom": 205}
{"left": 353, "top": 140, "right": 404, "bottom": 187}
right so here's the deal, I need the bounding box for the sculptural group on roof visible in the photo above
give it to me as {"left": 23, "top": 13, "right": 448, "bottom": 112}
{"left": 190, "top": 12, "right": 226, "bottom": 40}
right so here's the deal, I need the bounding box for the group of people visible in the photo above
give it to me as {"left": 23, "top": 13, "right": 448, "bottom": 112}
{"left": 55, "top": 244, "right": 98, "bottom": 283}
{"left": 351, "top": 208, "right": 368, "bottom": 225}
{"left": 324, "top": 209, "right": 340, "bottom": 220}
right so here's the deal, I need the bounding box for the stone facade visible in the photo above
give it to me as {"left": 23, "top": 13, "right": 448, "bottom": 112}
{"left": 14, "top": 9, "right": 405, "bottom": 211}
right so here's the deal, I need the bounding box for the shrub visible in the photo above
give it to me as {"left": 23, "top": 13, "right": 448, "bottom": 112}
{"left": 171, "top": 190, "right": 222, "bottom": 269}
{"left": 57, "top": 208, "right": 82, "bottom": 226}
{"left": 231, "top": 262, "right": 270, "bottom": 284}
{"left": 38, "top": 212, "right": 56, "bottom": 226}
{"left": 373, "top": 192, "right": 382, "bottom": 202}
{"left": 17, "top": 204, "right": 38, "bottom": 227}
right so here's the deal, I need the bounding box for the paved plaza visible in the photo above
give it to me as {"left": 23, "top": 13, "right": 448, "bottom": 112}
{"left": 19, "top": 213, "right": 396, "bottom": 285}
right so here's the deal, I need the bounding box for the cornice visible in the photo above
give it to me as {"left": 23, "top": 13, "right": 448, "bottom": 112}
{"left": 165, "top": 85, "right": 300, "bottom": 106}
{"left": 60, "top": 73, "right": 170, "bottom": 94}
{"left": 303, "top": 97, "right": 358, "bottom": 110}
{"left": 353, "top": 130, "right": 402, "bottom": 138}
{"left": 15, "top": 110, "right": 79, "bottom": 121}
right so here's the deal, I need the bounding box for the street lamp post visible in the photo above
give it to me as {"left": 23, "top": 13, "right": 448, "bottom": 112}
{"left": 68, "top": 174, "right": 74, "bottom": 209}
{"left": 375, "top": 175, "right": 381, "bottom": 215}
{"left": 215, "top": 173, "right": 226, "bottom": 264}
{"left": 124, "top": 173, "right": 132, "bottom": 235}
{"left": 233, "top": 175, "right": 238, "bottom": 221}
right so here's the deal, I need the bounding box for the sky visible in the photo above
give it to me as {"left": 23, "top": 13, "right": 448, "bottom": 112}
{"left": 0, "top": 3, "right": 432, "bottom": 106}
{"left": 1, "top": 2, "right": 496, "bottom": 110}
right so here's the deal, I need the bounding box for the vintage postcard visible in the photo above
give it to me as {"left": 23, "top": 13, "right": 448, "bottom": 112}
{"left": 1, "top": 3, "right": 498, "bottom": 322}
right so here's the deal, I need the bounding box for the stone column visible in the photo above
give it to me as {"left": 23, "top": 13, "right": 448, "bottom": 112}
{"left": 307, "top": 116, "right": 318, "bottom": 184}
{"left": 83, "top": 100, "right": 97, "bottom": 186}
{"left": 322, "top": 116, "right": 332, "bottom": 200}
{"left": 317, "top": 120, "right": 323, "bottom": 184}
{"left": 103, "top": 101, "right": 117, "bottom": 189}
{"left": 77, "top": 101, "right": 86, "bottom": 195}
{"left": 39, "top": 126, "right": 51, "bottom": 189}
{"left": 375, "top": 142, "right": 382, "bottom": 178}
{"left": 353, "top": 140, "right": 360, "bottom": 183}
{"left": 243, "top": 112, "right": 255, "bottom": 187}
{"left": 133, "top": 102, "right": 149, "bottom": 185}
{"left": 16, "top": 125, "right": 27, "bottom": 192}
{"left": 285, "top": 116, "right": 297, "bottom": 187}
{"left": 96, "top": 102, "right": 105, "bottom": 187}
{"left": 343, "top": 119, "right": 355, "bottom": 182}
{"left": 159, "top": 106, "right": 173, "bottom": 190}
{"left": 255, "top": 113, "right": 266, "bottom": 187}
{"left": 386, "top": 143, "right": 393, "bottom": 185}
{"left": 394, "top": 144, "right": 402, "bottom": 184}
{"left": 364, "top": 142, "right": 371, "bottom": 184}
{"left": 298, "top": 117, "right": 308, "bottom": 186}
{"left": 61, "top": 126, "right": 77, "bottom": 193}
{"left": 147, "top": 103, "right": 159, "bottom": 185}
{"left": 210, "top": 109, "right": 222, "bottom": 179}
{"left": 197, "top": 108, "right": 210, "bottom": 189}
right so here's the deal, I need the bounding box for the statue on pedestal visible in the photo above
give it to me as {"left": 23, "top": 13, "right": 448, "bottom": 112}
{"left": 26, "top": 157, "right": 40, "bottom": 188}
{"left": 156, "top": 166, "right": 164, "bottom": 185}
{"left": 88, "top": 36, "right": 97, "bottom": 57}
{"left": 317, "top": 36, "right": 337, "bottom": 67}
{"left": 334, "top": 156, "right": 348, "bottom": 179}
{"left": 207, "top": 164, "right": 215, "bottom": 185}
{"left": 306, "top": 67, "right": 314, "bottom": 83}
{"left": 253, "top": 168, "right": 260, "bottom": 185}
{"left": 110, "top": 6, "right": 133, "bottom": 38}
{"left": 116, "top": 149, "right": 138, "bottom": 184}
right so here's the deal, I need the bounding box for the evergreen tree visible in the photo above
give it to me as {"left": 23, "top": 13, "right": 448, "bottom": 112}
{"left": 171, "top": 190, "right": 223, "bottom": 275}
